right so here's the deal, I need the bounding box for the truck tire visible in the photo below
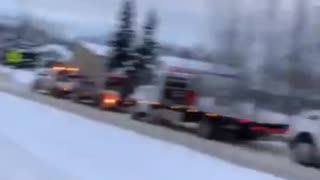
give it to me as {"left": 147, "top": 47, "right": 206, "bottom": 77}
{"left": 131, "top": 112, "right": 140, "bottom": 120}
{"left": 71, "top": 92, "right": 80, "bottom": 103}
{"left": 51, "top": 88, "right": 62, "bottom": 98}
{"left": 198, "top": 117, "right": 215, "bottom": 139}
{"left": 131, "top": 112, "right": 146, "bottom": 121}
{"left": 290, "top": 133, "right": 317, "bottom": 166}
{"left": 146, "top": 108, "right": 163, "bottom": 125}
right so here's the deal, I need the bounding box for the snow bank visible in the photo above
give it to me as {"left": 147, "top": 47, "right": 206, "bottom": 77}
{"left": 159, "top": 56, "right": 214, "bottom": 73}
{"left": 0, "top": 132, "right": 76, "bottom": 180}
{"left": 0, "top": 65, "right": 36, "bottom": 86}
{"left": 0, "top": 65, "right": 14, "bottom": 74}
{"left": 12, "top": 69, "right": 36, "bottom": 85}
{"left": 0, "top": 92, "right": 284, "bottom": 180}
{"left": 32, "top": 44, "right": 73, "bottom": 61}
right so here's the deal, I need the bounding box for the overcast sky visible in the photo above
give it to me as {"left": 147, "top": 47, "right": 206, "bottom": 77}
{"left": 2, "top": 0, "right": 318, "bottom": 46}
{"left": 0, "top": 0, "right": 208, "bottom": 46}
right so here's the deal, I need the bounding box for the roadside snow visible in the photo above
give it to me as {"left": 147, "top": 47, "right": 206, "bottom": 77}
{"left": 12, "top": 69, "right": 36, "bottom": 85}
{"left": 0, "top": 65, "right": 13, "bottom": 74}
{"left": 0, "top": 132, "right": 76, "bottom": 180}
{"left": 0, "top": 92, "right": 284, "bottom": 180}
{"left": 31, "top": 44, "right": 73, "bottom": 60}
{"left": 0, "top": 65, "right": 36, "bottom": 85}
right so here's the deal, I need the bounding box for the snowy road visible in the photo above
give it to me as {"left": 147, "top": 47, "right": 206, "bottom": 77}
{"left": 0, "top": 92, "right": 284, "bottom": 180}
{"left": 0, "top": 69, "right": 320, "bottom": 180}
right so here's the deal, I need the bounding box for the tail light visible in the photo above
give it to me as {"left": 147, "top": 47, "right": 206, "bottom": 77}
{"left": 185, "top": 90, "right": 198, "bottom": 105}
{"left": 237, "top": 119, "right": 252, "bottom": 124}
{"left": 250, "top": 126, "right": 288, "bottom": 134}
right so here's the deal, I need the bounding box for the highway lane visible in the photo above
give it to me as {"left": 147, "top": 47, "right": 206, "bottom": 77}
{"left": 0, "top": 76, "right": 320, "bottom": 180}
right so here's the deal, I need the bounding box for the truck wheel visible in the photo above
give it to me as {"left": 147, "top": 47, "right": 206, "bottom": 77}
{"left": 290, "top": 134, "right": 317, "bottom": 166}
{"left": 51, "top": 88, "right": 61, "bottom": 98}
{"left": 198, "top": 117, "right": 215, "bottom": 139}
{"left": 146, "top": 108, "right": 163, "bottom": 125}
{"left": 131, "top": 112, "right": 146, "bottom": 120}
{"left": 131, "top": 112, "right": 140, "bottom": 120}
{"left": 71, "top": 93, "right": 80, "bottom": 103}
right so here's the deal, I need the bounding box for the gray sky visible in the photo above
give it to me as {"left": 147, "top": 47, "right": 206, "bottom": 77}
{"left": 1, "top": 0, "right": 208, "bottom": 46}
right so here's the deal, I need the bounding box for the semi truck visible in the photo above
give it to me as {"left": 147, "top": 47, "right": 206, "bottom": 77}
{"left": 71, "top": 70, "right": 136, "bottom": 110}
{"left": 69, "top": 46, "right": 136, "bottom": 110}
{"left": 130, "top": 56, "right": 289, "bottom": 141}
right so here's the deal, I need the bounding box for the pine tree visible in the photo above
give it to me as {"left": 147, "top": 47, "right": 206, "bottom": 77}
{"left": 135, "top": 10, "right": 158, "bottom": 84}
{"left": 108, "top": 0, "right": 136, "bottom": 70}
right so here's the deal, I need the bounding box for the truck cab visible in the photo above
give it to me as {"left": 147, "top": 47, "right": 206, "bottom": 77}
{"left": 130, "top": 57, "right": 206, "bottom": 123}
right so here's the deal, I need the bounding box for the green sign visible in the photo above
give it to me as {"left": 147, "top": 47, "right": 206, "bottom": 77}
{"left": 6, "top": 51, "right": 23, "bottom": 64}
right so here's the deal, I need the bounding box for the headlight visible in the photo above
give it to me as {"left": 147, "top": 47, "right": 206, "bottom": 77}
{"left": 103, "top": 95, "right": 119, "bottom": 105}
{"left": 104, "top": 99, "right": 117, "bottom": 104}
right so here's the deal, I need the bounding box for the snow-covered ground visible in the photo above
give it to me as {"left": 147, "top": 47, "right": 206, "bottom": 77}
{"left": 0, "top": 92, "right": 284, "bottom": 180}
{"left": 0, "top": 133, "right": 76, "bottom": 180}
{"left": 12, "top": 69, "right": 36, "bottom": 85}
{"left": 0, "top": 64, "right": 14, "bottom": 74}
{"left": 0, "top": 65, "right": 36, "bottom": 85}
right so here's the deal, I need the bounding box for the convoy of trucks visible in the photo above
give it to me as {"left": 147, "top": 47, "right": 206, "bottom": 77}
{"left": 29, "top": 54, "right": 320, "bottom": 167}
{"left": 32, "top": 55, "right": 289, "bottom": 142}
